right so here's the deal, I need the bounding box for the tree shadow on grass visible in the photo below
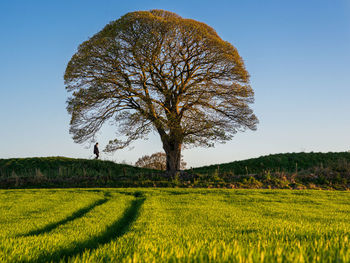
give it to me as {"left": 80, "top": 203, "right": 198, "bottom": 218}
{"left": 20, "top": 192, "right": 111, "bottom": 237}
{"left": 29, "top": 197, "right": 145, "bottom": 263}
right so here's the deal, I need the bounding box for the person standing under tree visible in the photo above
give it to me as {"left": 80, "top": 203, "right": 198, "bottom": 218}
{"left": 93, "top": 143, "right": 99, "bottom": 159}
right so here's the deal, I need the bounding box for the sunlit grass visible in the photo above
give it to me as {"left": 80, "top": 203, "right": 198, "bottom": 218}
{"left": 0, "top": 189, "right": 349, "bottom": 262}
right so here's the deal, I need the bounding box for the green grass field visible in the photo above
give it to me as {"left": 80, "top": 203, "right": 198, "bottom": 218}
{"left": 0, "top": 189, "right": 349, "bottom": 262}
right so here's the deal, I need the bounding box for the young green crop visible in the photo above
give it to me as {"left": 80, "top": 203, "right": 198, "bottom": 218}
{"left": 0, "top": 189, "right": 135, "bottom": 262}
{"left": 0, "top": 189, "right": 349, "bottom": 262}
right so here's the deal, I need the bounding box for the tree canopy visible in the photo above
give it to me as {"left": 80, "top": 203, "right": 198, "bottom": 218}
{"left": 64, "top": 10, "right": 258, "bottom": 172}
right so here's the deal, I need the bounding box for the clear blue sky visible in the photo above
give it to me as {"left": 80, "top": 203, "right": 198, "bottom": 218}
{"left": 1, "top": 0, "right": 349, "bottom": 167}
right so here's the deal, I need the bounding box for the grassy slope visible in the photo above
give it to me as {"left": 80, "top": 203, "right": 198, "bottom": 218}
{"left": 2, "top": 152, "right": 350, "bottom": 175}
{"left": 0, "top": 157, "right": 161, "bottom": 188}
{"left": 0, "top": 152, "right": 350, "bottom": 188}
{"left": 190, "top": 151, "right": 350, "bottom": 175}
{"left": 0, "top": 156, "right": 152, "bottom": 178}
{"left": 0, "top": 189, "right": 349, "bottom": 262}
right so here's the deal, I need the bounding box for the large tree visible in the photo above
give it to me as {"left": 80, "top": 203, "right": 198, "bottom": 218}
{"left": 64, "top": 10, "right": 258, "bottom": 172}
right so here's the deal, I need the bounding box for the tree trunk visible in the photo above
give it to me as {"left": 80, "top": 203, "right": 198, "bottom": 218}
{"left": 163, "top": 141, "right": 182, "bottom": 173}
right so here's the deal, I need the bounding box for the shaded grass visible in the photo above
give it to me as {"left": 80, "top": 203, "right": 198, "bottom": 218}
{"left": 191, "top": 151, "right": 350, "bottom": 174}
{"left": 1, "top": 152, "right": 350, "bottom": 189}
{"left": 28, "top": 196, "right": 145, "bottom": 263}
{"left": 19, "top": 192, "right": 111, "bottom": 237}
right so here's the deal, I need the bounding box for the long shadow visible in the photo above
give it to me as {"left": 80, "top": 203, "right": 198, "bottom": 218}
{"left": 20, "top": 193, "right": 111, "bottom": 237}
{"left": 29, "top": 197, "right": 145, "bottom": 263}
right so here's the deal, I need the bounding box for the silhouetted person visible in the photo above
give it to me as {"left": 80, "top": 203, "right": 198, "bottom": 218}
{"left": 94, "top": 143, "right": 99, "bottom": 159}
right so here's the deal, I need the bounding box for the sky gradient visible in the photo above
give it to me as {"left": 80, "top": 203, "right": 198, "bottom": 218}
{"left": 0, "top": 0, "right": 349, "bottom": 167}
